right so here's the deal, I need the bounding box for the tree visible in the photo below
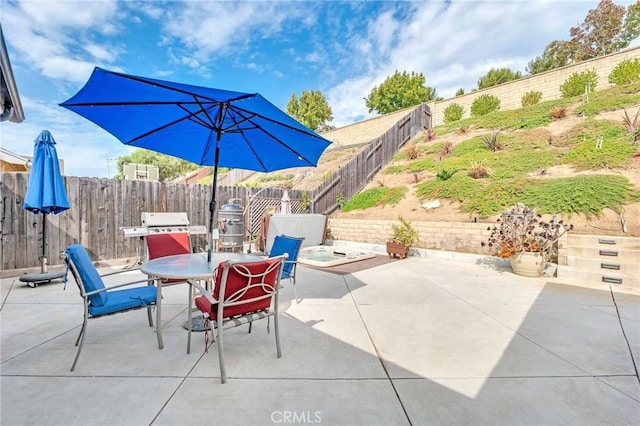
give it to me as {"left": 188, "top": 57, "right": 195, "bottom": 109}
{"left": 570, "top": 0, "right": 627, "bottom": 60}
{"left": 526, "top": 40, "right": 575, "bottom": 74}
{"left": 116, "top": 149, "right": 198, "bottom": 182}
{"left": 528, "top": 0, "right": 640, "bottom": 75}
{"left": 477, "top": 67, "right": 522, "bottom": 90}
{"left": 365, "top": 71, "right": 438, "bottom": 114}
{"left": 286, "top": 90, "right": 333, "bottom": 132}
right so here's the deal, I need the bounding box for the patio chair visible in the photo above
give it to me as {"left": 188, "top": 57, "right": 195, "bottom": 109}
{"left": 62, "top": 244, "right": 161, "bottom": 372}
{"left": 145, "top": 232, "right": 191, "bottom": 285}
{"left": 268, "top": 235, "right": 304, "bottom": 301}
{"left": 187, "top": 254, "right": 287, "bottom": 383}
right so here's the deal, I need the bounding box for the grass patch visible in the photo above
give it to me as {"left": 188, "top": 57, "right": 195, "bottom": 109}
{"left": 416, "top": 173, "right": 482, "bottom": 202}
{"left": 574, "top": 82, "right": 640, "bottom": 117}
{"left": 342, "top": 186, "right": 408, "bottom": 211}
{"left": 461, "top": 179, "right": 528, "bottom": 218}
{"left": 406, "top": 157, "right": 437, "bottom": 173}
{"left": 560, "top": 120, "right": 636, "bottom": 169}
{"left": 383, "top": 165, "right": 404, "bottom": 174}
{"left": 257, "top": 173, "right": 294, "bottom": 182}
{"left": 521, "top": 175, "right": 640, "bottom": 216}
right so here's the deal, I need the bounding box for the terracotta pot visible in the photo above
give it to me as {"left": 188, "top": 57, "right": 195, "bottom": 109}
{"left": 509, "top": 251, "right": 545, "bottom": 277}
{"left": 386, "top": 241, "right": 409, "bottom": 259}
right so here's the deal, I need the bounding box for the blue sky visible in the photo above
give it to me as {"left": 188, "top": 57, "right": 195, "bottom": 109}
{"left": 2, "top": 0, "right": 637, "bottom": 178}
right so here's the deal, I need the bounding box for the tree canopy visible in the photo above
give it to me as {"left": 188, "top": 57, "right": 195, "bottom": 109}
{"left": 477, "top": 67, "right": 523, "bottom": 90}
{"left": 116, "top": 149, "right": 198, "bottom": 182}
{"left": 365, "top": 71, "right": 438, "bottom": 115}
{"left": 527, "top": 0, "right": 640, "bottom": 75}
{"left": 286, "top": 90, "right": 334, "bottom": 132}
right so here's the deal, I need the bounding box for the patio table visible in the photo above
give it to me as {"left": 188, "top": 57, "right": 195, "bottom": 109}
{"left": 141, "top": 252, "right": 263, "bottom": 345}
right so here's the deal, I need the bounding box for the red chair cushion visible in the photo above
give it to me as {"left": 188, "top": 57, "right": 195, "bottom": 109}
{"left": 195, "top": 258, "right": 280, "bottom": 320}
{"left": 146, "top": 233, "right": 191, "bottom": 283}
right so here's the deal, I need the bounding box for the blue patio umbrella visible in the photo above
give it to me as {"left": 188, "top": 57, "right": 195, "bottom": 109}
{"left": 60, "top": 67, "right": 331, "bottom": 261}
{"left": 23, "top": 130, "right": 70, "bottom": 273}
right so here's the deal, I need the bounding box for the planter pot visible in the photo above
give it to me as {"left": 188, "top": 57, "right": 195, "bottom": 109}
{"left": 509, "top": 251, "right": 545, "bottom": 277}
{"left": 387, "top": 241, "right": 409, "bottom": 259}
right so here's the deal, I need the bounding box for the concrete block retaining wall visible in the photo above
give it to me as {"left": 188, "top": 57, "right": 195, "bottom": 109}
{"left": 426, "top": 46, "right": 640, "bottom": 127}
{"left": 327, "top": 217, "right": 569, "bottom": 265}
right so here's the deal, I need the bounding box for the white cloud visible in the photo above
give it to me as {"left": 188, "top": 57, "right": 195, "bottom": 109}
{"left": 3, "top": 0, "right": 123, "bottom": 83}
{"left": 326, "top": 0, "right": 609, "bottom": 125}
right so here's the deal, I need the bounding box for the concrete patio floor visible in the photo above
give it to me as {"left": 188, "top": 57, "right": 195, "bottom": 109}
{"left": 1, "top": 255, "right": 639, "bottom": 425}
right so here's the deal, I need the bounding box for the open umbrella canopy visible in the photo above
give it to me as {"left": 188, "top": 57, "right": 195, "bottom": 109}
{"left": 59, "top": 67, "right": 331, "bottom": 170}
{"left": 23, "top": 130, "right": 70, "bottom": 214}
{"left": 60, "top": 67, "right": 331, "bottom": 259}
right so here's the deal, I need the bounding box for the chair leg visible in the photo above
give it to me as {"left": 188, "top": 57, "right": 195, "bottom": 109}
{"left": 274, "top": 312, "right": 282, "bottom": 358}
{"left": 292, "top": 267, "right": 299, "bottom": 303}
{"left": 218, "top": 328, "right": 227, "bottom": 384}
{"left": 74, "top": 321, "right": 86, "bottom": 347}
{"left": 71, "top": 314, "right": 89, "bottom": 372}
{"left": 153, "top": 280, "right": 163, "bottom": 349}
{"left": 187, "top": 283, "right": 193, "bottom": 354}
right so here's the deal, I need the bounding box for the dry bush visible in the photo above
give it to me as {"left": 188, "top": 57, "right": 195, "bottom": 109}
{"left": 549, "top": 106, "right": 567, "bottom": 119}
{"left": 411, "top": 172, "right": 422, "bottom": 183}
{"left": 456, "top": 125, "right": 470, "bottom": 135}
{"left": 405, "top": 144, "right": 419, "bottom": 160}
{"left": 468, "top": 161, "right": 490, "bottom": 179}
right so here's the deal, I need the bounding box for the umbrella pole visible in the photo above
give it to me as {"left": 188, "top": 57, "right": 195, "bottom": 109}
{"left": 207, "top": 146, "right": 221, "bottom": 263}
{"left": 41, "top": 213, "right": 48, "bottom": 273}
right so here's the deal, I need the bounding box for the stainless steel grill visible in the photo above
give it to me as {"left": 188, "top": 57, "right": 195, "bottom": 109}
{"left": 122, "top": 212, "right": 207, "bottom": 238}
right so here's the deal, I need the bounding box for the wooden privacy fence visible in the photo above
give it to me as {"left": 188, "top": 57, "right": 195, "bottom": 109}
{"left": 1, "top": 103, "right": 430, "bottom": 272}
{"left": 0, "top": 174, "right": 303, "bottom": 272}
{"left": 309, "top": 103, "right": 431, "bottom": 214}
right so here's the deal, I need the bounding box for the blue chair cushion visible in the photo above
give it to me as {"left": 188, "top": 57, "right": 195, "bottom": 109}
{"left": 270, "top": 235, "right": 303, "bottom": 278}
{"left": 65, "top": 244, "right": 108, "bottom": 307}
{"left": 89, "top": 286, "right": 157, "bottom": 316}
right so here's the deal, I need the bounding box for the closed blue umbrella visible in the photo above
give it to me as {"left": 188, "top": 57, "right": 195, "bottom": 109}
{"left": 23, "top": 130, "right": 70, "bottom": 274}
{"left": 60, "top": 67, "right": 331, "bottom": 261}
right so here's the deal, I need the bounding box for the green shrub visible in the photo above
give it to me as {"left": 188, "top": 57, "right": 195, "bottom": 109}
{"left": 406, "top": 158, "right": 436, "bottom": 173}
{"left": 560, "top": 69, "right": 598, "bottom": 98}
{"left": 342, "top": 186, "right": 407, "bottom": 212}
{"left": 608, "top": 58, "right": 640, "bottom": 86}
{"left": 384, "top": 165, "right": 404, "bottom": 174}
{"left": 471, "top": 94, "right": 501, "bottom": 117}
{"left": 443, "top": 103, "right": 465, "bottom": 123}
{"left": 455, "top": 88, "right": 465, "bottom": 96}
{"left": 521, "top": 91, "right": 542, "bottom": 107}
{"left": 436, "top": 169, "right": 454, "bottom": 180}
{"left": 521, "top": 175, "right": 640, "bottom": 216}
{"left": 416, "top": 174, "right": 481, "bottom": 202}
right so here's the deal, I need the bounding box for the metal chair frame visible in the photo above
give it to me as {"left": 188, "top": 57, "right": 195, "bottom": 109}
{"left": 63, "top": 246, "right": 161, "bottom": 372}
{"left": 187, "top": 254, "right": 287, "bottom": 383}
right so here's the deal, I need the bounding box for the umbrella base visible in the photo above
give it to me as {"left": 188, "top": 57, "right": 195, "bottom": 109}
{"left": 19, "top": 270, "right": 66, "bottom": 288}
{"left": 182, "top": 316, "right": 211, "bottom": 332}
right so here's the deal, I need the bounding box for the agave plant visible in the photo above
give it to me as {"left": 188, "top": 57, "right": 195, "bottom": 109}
{"left": 482, "top": 129, "right": 503, "bottom": 152}
{"left": 622, "top": 108, "right": 640, "bottom": 134}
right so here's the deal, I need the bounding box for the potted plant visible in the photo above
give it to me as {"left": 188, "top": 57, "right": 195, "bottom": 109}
{"left": 481, "top": 203, "right": 573, "bottom": 277}
{"left": 387, "top": 216, "right": 418, "bottom": 259}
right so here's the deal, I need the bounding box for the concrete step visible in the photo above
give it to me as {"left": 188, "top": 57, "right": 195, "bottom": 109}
{"left": 556, "top": 266, "right": 639, "bottom": 292}
{"left": 559, "top": 234, "right": 639, "bottom": 292}
{"left": 567, "top": 234, "right": 640, "bottom": 249}
{"left": 565, "top": 256, "right": 639, "bottom": 275}
{"left": 566, "top": 245, "right": 640, "bottom": 262}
